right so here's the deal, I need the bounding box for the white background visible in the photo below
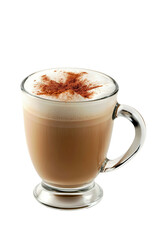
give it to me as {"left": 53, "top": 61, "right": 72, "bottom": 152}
{"left": 0, "top": 0, "right": 159, "bottom": 239}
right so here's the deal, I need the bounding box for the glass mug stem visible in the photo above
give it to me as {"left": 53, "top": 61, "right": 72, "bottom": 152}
{"left": 101, "top": 103, "right": 146, "bottom": 172}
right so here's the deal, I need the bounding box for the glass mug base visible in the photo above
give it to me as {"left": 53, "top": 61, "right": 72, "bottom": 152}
{"left": 33, "top": 181, "right": 103, "bottom": 209}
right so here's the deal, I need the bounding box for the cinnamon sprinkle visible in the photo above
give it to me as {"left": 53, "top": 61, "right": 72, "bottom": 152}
{"left": 34, "top": 72, "right": 102, "bottom": 99}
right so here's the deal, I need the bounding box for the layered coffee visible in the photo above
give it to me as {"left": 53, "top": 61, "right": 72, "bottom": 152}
{"left": 22, "top": 68, "right": 117, "bottom": 188}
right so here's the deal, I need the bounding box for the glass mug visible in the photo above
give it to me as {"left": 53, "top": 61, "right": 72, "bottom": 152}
{"left": 21, "top": 68, "right": 146, "bottom": 209}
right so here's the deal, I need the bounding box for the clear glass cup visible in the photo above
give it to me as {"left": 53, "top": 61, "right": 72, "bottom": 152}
{"left": 21, "top": 68, "right": 146, "bottom": 209}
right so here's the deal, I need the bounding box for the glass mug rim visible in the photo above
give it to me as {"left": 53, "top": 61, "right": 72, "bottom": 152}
{"left": 20, "top": 67, "right": 119, "bottom": 103}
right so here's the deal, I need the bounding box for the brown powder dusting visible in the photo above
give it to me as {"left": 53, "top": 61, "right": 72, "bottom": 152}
{"left": 34, "top": 72, "right": 102, "bottom": 100}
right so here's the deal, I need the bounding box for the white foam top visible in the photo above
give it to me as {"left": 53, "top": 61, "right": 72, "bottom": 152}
{"left": 24, "top": 68, "right": 116, "bottom": 102}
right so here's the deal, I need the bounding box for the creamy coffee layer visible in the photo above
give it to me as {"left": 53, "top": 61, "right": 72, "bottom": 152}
{"left": 24, "top": 68, "right": 116, "bottom": 102}
{"left": 22, "top": 69, "right": 117, "bottom": 187}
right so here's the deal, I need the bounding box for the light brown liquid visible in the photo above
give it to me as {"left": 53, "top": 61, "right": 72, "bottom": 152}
{"left": 24, "top": 108, "right": 114, "bottom": 188}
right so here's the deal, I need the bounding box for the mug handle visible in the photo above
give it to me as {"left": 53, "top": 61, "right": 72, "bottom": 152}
{"left": 100, "top": 103, "right": 146, "bottom": 172}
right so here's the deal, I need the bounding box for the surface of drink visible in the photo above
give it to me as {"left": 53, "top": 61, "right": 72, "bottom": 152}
{"left": 22, "top": 68, "right": 118, "bottom": 188}
{"left": 24, "top": 68, "right": 116, "bottom": 102}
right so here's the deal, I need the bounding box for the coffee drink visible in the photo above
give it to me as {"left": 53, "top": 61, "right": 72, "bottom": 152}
{"left": 21, "top": 68, "right": 145, "bottom": 209}
{"left": 22, "top": 68, "right": 117, "bottom": 188}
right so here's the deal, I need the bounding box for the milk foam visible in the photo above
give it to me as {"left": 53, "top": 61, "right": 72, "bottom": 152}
{"left": 24, "top": 68, "right": 116, "bottom": 101}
